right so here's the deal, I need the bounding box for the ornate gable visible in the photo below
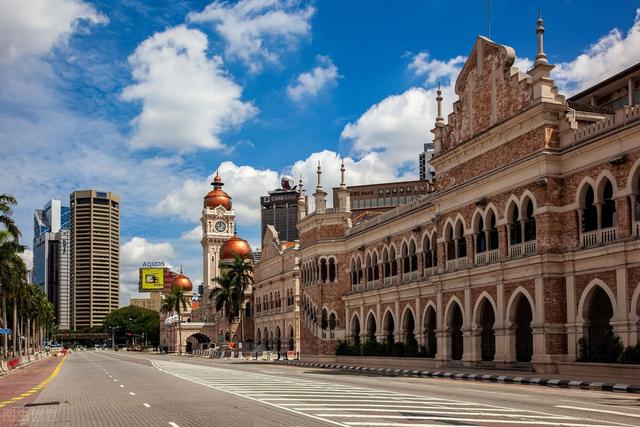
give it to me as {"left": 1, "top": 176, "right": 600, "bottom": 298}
{"left": 260, "top": 225, "right": 280, "bottom": 261}
{"left": 443, "top": 36, "right": 533, "bottom": 151}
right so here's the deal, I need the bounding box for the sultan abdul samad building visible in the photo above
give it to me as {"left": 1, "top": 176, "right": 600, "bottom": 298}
{"left": 253, "top": 16, "right": 640, "bottom": 373}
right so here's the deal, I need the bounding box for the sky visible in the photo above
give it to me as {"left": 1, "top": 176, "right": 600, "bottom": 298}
{"left": 2, "top": 0, "right": 640, "bottom": 305}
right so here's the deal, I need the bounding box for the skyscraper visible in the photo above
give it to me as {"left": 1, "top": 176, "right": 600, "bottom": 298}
{"left": 419, "top": 142, "right": 435, "bottom": 181}
{"left": 32, "top": 200, "right": 71, "bottom": 329}
{"left": 260, "top": 176, "right": 303, "bottom": 242}
{"left": 70, "top": 190, "right": 120, "bottom": 329}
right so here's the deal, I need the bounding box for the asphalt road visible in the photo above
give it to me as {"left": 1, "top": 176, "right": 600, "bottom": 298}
{"left": 20, "top": 351, "right": 640, "bottom": 426}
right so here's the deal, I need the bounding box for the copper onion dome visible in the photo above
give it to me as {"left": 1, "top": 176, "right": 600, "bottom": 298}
{"left": 204, "top": 172, "right": 232, "bottom": 210}
{"left": 220, "top": 235, "right": 252, "bottom": 261}
{"left": 171, "top": 272, "right": 193, "bottom": 292}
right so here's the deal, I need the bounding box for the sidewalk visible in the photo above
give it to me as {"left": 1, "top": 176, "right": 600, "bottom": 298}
{"left": 276, "top": 359, "right": 640, "bottom": 393}
{"left": 0, "top": 354, "right": 64, "bottom": 426}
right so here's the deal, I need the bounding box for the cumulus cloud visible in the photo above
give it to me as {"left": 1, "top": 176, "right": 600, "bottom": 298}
{"left": 0, "top": 0, "right": 107, "bottom": 61}
{"left": 20, "top": 249, "right": 33, "bottom": 272}
{"left": 119, "top": 237, "right": 176, "bottom": 304}
{"left": 181, "top": 225, "right": 203, "bottom": 241}
{"left": 121, "top": 25, "right": 257, "bottom": 151}
{"left": 553, "top": 9, "right": 640, "bottom": 95}
{"left": 154, "top": 161, "right": 280, "bottom": 227}
{"left": 188, "top": 0, "right": 314, "bottom": 72}
{"left": 287, "top": 55, "right": 340, "bottom": 101}
{"left": 408, "top": 52, "right": 465, "bottom": 86}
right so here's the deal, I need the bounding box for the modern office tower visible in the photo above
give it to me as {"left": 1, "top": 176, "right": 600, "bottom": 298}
{"left": 419, "top": 142, "right": 435, "bottom": 181}
{"left": 70, "top": 190, "right": 120, "bottom": 329}
{"left": 260, "top": 176, "right": 302, "bottom": 242}
{"left": 32, "top": 200, "right": 71, "bottom": 329}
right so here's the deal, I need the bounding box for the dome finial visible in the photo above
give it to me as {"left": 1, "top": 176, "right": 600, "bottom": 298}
{"left": 340, "top": 158, "right": 346, "bottom": 188}
{"left": 316, "top": 161, "right": 322, "bottom": 189}
{"left": 534, "top": 10, "right": 548, "bottom": 66}
{"left": 298, "top": 174, "right": 304, "bottom": 194}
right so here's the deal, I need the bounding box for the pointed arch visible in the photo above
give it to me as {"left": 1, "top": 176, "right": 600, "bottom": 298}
{"left": 472, "top": 292, "right": 498, "bottom": 327}
{"left": 382, "top": 307, "right": 396, "bottom": 343}
{"left": 506, "top": 286, "right": 536, "bottom": 326}
{"left": 576, "top": 279, "right": 618, "bottom": 322}
{"left": 422, "top": 300, "right": 438, "bottom": 358}
{"left": 365, "top": 310, "right": 377, "bottom": 342}
{"left": 444, "top": 295, "right": 465, "bottom": 329}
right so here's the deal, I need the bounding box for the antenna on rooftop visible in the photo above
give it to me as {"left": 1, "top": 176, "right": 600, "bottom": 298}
{"left": 488, "top": 0, "right": 492, "bottom": 38}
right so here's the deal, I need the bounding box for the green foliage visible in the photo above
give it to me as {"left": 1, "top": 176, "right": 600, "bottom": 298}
{"left": 103, "top": 305, "right": 160, "bottom": 346}
{"left": 620, "top": 344, "right": 640, "bottom": 364}
{"left": 336, "top": 338, "right": 425, "bottom": 358}
{"left": 578, "top": 329, "right": 623, "bottom": 363}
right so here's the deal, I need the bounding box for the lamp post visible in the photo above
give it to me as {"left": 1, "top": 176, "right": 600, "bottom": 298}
{"left": 109, "top": 326, "right": 120, "bottom": 351}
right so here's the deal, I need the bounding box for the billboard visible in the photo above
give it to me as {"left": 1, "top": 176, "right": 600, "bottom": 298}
{"left": 139, "top": 268, "right": 165, "bottom": 292}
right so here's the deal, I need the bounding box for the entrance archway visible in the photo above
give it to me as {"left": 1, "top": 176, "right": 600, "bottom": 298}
{"left": 478, "top": 299, "right": 495, "bottom": 361}
{"left": 275, "top": 326, "right": 282, "bottom": 352}
{"left": 288, "top": 326, "right": 295, "bottom": 351}
{"left": 383, "top": 311, "right": 395, "bottom": 344}
{"left": 366, "top": 312, "right": 377, "bottom": 342}
{"left": 586, "top": 286, "right": 615, "bottom": 357}
{"left": 514, "top": 296, "right": 533, "bottom": 362}
{"left": 185, "top": 333, "right": 211, "bottom": 354}
{"left": 450, "top": 303, "right": 464, "bottom": 361}
{"left": 424, "top": 306, "right": 437, "bottom": 358}
{"left": 351, "top": 315, "right": 361, "bottom": 345}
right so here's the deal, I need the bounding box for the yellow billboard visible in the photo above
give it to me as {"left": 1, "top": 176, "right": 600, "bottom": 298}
{"left": 139, "top": 268, "right": 165, "bottom": 291}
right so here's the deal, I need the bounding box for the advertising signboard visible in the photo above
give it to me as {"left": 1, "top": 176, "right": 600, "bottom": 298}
{"left": 139, "top": 268, "right": 165, "bottom": 292}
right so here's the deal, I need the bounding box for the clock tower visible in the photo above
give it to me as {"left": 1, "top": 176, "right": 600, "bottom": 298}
{"left": 201, "top": 173, "right": 235, "bottom": 290}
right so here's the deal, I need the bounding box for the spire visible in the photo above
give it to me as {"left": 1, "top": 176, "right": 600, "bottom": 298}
{"left": 316, "top": 161, "right": 322, "bottom": 190}
{"left": 435, "top": 84, "right": 444, "bottom": 125}
{"left": 534, "top": 10, "right": 548, "bottom": 67}
{"left": 298, "top": 175, "right": 304, "bottom": 196}
{"left": 339, "top": 158, "right": 346, "bottom": 188}
{"left": 297, "top": 174, "right": 306, "bottom": 220}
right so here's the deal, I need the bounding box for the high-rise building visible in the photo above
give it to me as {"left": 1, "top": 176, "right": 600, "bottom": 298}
{"left": 32, "top": 200, "right": 71, "bottom": 329}
{"left": 260, "top": 176, "right": 303, "bottom": 242}
{"left": 70, "top": 190, "right": 120, "bottom": 329}
{"left": 419, "top": 142, "right": 435, "bottom": 181}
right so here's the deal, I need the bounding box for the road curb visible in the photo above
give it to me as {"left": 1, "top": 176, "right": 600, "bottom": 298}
{"left": 274, "top": 360, "right": 640, "bottom": 393}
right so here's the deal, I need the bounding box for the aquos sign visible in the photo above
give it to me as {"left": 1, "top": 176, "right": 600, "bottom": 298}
{"left": 142, "top": 261, "right": 165, "bottom": 267}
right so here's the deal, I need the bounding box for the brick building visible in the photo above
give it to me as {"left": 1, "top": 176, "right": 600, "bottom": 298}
{"left": 258, "top": 19, "right": 640, "bottom": 373}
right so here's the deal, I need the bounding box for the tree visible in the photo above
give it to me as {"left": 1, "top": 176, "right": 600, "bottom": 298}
{"left": 209, "top": 271, "right": 239, "bottom": 326}
{"left": 160, "top": 286, "right": 190, "bottom": 354}
{"left": 225, "top": 254, "right": 254, "bottom": 343}
{"left": 0, "top": 194, "right": 20, "bottom": 242}
{"left": 103, "top": 305, "right": 160, "bottom": 347}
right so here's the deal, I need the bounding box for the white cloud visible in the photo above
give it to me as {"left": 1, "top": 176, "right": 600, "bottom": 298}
{"left": 121, "top": 25, "right": 257, "bottom": 151}
{"left": 188, "top": 0, "right": 314, "bottom": 72}
{"left": 154, "top": 161, "right": 280, "bottom": 227}
{"left": 0, "top": 0, "right": 107, "bottom": 61}
{"left": 408, "top": 52, "right": 465, "bottom": 86}
{"left": 341, "top": 86, "right": 454, "bottom": 171}
{"left": 513, "top": 57, "right": 533, "bottom": 73}
{"left": 119, "top": 237, "right": 176, "bottom": 305}
{"left": 553, "top": 9, "right": 640, "bottom": 95}
{"left": 20, "top": 249, "right": 33, "bottom": 272}
{"left": 181, "top": 225, "right": 203, "bottom": 241}
{"left": 287, "top": 55, "right": 340, "bottom": 101}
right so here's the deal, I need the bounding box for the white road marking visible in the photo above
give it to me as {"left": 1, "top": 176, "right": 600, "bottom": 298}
{"left": 113, "top": 379, "right": 118, "bottom": 382}
{"left": 129, "top": 392, "right": 135, "bottom": 395}
{"left": 315, "top": 415, "right": 611, "bottom": 426}
{"left": 556, "top": 405, "right": 640, "bottom": 419}
{"left": 119, "top": 384, "right": 124, "bottom": 388}
{"left": 168, "top": 423, "right": 180, "bottom": 427}
{"left": 143, "top": 403, "right": 150, "bottom": 408}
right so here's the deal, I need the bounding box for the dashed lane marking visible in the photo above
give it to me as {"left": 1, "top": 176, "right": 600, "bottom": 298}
{"left": 168, "top": 422, "right": 180, "bottom": 427}
{"left": 143, "top": 403, "right": 150, "bottom": 408}
{"left": 129, "top": 392, "right": 136, "bottom": 395}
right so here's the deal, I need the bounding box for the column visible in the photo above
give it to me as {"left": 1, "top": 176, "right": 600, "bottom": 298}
{"left": 614, "top": 268, "right": 632, "bottom": 346}
{"left": 617, "top": 196, "right": 631, "bottom": 238}
{"left": 565, "top": 275, "right": 578, "bottom": 360}
{"left": 435, "top": 291, "right": 447, "bottom": 363}
{"left": 463, "top": 287, "right": 474, "bottom": 363}
{"left": 494, "top": 283, "right": 508, "bottom": 363}
{"left": 375, "top": 302, "right": 382, "bottom": 342}
{"left": 415, "top": 297, "right": 423, "bottom": 346}
{"left": 532, "top": 277, "right": 547, "bottom": 363}
{"left": 394, "top": 299, "right": 401, "bottom": 342}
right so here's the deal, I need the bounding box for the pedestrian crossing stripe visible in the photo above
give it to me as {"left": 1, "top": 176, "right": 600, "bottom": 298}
{"left": 150, "top": 360, "right": 613, "bottom": 427}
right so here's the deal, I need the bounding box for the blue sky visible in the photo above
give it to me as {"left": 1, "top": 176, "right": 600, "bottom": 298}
{"left": 2, "top": 0, "right": 639, "bottom": 304}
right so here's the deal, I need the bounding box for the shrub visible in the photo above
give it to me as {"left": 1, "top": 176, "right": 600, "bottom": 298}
{"left": 578, "top": 330, "right": 623, "bottom": 363}
{"left": 621, "top": 344, "right": 640, "bottom": 364}
{"left": 391, "top": 342, "right": 405, "bottom": 357}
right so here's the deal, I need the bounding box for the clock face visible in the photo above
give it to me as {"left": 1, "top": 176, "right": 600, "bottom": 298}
{"left": 214, "top": 221, "right": 227, "bottom": 233}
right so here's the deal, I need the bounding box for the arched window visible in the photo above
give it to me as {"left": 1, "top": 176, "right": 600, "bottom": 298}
{"left": 487, "top": 210, "right": 499, "bottom": 249}
{"left": 409, "top": 240, "right": 418, "bottom": 272}
{"left": 329, "top": 313, "right": 337, "bottom": 330}
{"left": 245, "top": 302, "right": 251, "bottom": 317}
{"left": 390, "top": 247, "right": 398, "bottom": 276}
{"left": 523, "top": 198, "right": 536, "bottom": 242}
{"left": 423, "top": 235, "right": 434, "bottom": 269}
{"left": 372, "top": 252, "right": 379, "bottom": 280}
{"left": 601, "top": 179, "right": 616, "bottom": 229}
{"left": 321, "top": 309, "right": 328, "bottom": 330}
{"left": 328, "top": 258, "right": 336, "bottom": 282}
{"left": 456, "top": 220, "right": 466, "bottom": 258}
{"left": 383, "top": 248, "right": 391, "bottom": 278}
{"left": 366, "top": 253, "right": 373, "bottom": 282}
{"left": 445, "top": 224, "right": 455, "bottom": 261}
{"left": 476, "top": 215, "right": 486, "bottom": 253}
{"left": 356, "top": 257, "right": 363, "bottom": 284}
{"left": 350, "top": 258, "right": 357, "bottom": 286}
{"left": 509, "top": 203, "right": 522, "bottom": 245}
{"left": 582, "top": 185, "right": 598, "bottom": 232}
{"left": 320, "top": 258, "right": 328, "bottom": 283}
{"left": 402, "top": 242, "right": 410, "bottom": 274}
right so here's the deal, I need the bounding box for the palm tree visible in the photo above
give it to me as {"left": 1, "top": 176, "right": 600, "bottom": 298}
{"left": 209, "top": 271, "right": 239, "bottom": 327}
{"left": 0, "top": 194, "right": 20, "bottom": 242}
{"left": 0, "top": 233, "right": 27, "bottom": 358}
{"left": 225, "top": 254, "right": 254, "bottom": 344}
{"left": 161, "top": 286, "right": 190, "bottom": 354}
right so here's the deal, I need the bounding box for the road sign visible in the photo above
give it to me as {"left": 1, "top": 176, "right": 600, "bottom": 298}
{"left": 0, "top": 328, "right": 12, "bottom": 335}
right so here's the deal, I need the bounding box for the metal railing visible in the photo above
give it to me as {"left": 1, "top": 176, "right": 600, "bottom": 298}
{"left": 509, "top": 240, "right": 537, "bottom": 257}
{"left": 423, "top": 266, "right": 437, "bottom": 277}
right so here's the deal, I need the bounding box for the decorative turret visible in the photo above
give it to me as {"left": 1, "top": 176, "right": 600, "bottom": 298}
{"left": 433, "top": 84, "right": 445, "bottom": 154}
{"left": 313, "top": 161, "right": 327, "bottom": 213}
{"left": 297, "top": 175, "right": 306, "bottom": 221}
{"left": 336, "top": 158, "right": 350, "bottom": 212}
{"left": 529, "top": 11, "right": 558, "bottom": 103}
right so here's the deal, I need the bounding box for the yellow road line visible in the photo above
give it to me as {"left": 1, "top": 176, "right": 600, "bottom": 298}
{"left": 1, "top": 355, "right": 66, "bottom": 408}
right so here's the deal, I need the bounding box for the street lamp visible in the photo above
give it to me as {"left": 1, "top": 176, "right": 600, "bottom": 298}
{"left": 108, "top": 326, "right": 120, "bottom": 351}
